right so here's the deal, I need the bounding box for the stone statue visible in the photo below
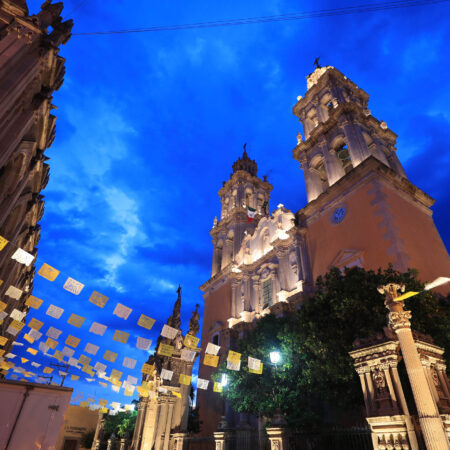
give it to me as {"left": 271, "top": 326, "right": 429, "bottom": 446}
{"left": 313, "top": 57, "right": 321, "bottom": 69}
{"left": 297, "top": 132, "right": 303, "bottom": 145}
{"left": 372, "top": 368, "right": 387, "bottom": 393}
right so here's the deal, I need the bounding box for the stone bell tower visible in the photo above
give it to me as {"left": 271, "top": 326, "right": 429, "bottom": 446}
{"left": 210, "top": 146, "right": 272, "bottom": 277}
{"left": 293, "top": 65, "right": 450, "bottom": 284}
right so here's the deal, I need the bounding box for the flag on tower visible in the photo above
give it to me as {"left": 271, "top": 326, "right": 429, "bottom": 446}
{"left": 247, "top": 206, "right": 257, "bottom": 223}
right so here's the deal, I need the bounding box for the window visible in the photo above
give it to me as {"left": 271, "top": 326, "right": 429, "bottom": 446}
{"left": 262, "top": 279, "right": 273, "bottom": 309}
{"left": 212, "top": 334, "right": 220, "bottom": 346}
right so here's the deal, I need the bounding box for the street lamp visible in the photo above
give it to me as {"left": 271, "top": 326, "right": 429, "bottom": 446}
{"left": 269, "top": 351, "right": 281, "bottom": 365}
{"left": 221, "top": 373, "right": 228, "bottom": 387}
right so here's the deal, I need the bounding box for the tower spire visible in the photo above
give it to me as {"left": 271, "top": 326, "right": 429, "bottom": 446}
{"left": 167, "top": 285, "right": 182, "bottom": 329}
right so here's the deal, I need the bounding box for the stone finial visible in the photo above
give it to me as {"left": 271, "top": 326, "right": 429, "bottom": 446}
{"left": 167, "top": 285, "right": 182, "bottom": 330}
{"left": 296, "top": 132, "right": 303, "bottom": 145}
{"left": 213, "top": 216, "right": 218, "bottom": 227}
{"left": 188, "top": 304, "right": 200, "bottom": 336}
{"left": 232, "top": 144, "right": 258, "bottom": 176}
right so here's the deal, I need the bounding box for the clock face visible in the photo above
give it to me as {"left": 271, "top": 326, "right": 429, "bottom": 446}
{"left": 332, "top": 207, "right": 346, "bottom": 224}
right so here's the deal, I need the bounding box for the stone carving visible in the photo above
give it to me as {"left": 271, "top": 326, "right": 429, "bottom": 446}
{"left": 431, "top": 368, "right": 443, "bottom": 393}
{"left": 296, "top": 132, "right": 303, "bottom": 145}
{"left": 388, "top": 310, "right": 412, "bottom": 331}
{"left": 372, "top": 367, "right": 387, "bottom": 394}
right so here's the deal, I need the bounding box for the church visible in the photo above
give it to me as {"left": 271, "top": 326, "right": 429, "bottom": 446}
{"left": 197, "top": 64, "right": 450, "bottom": 436}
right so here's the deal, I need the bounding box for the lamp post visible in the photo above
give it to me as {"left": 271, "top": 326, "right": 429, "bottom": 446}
{"left": 379, "top": 283, "right": 449, "bottom": 449}
{"left": 269, "top": 351, "right": 286, "bottom": 427}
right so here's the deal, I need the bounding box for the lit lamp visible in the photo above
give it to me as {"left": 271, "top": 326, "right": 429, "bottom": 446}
{"left": 270, "top": 351, "right": 281, "bottom": 365}
{"left": 221, "top": 373, "right": 228, "bottom": 387}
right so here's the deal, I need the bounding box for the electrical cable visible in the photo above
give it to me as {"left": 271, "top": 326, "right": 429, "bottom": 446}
{"left": 72, "top": 0, "right": 450, "bottom": 36}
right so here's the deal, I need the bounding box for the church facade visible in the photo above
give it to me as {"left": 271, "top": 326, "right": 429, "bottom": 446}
{"left": 0, "top": 0, "right": 72, "bottom": 353}
{"left": 197, "top": 65, "right": 450, "bottom": 436}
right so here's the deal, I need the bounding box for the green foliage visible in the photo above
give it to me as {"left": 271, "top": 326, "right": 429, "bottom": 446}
{"left": 103, "top": 409, "right": 137, "bottom": 439}
{"left": 217, "top": 266, "right": 449, "bottom": 429}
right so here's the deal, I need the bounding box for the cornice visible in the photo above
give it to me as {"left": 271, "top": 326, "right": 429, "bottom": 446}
{"left": 295, "top": 156, "right": 435, "bottom": 226}
{"left": 218, "top": 170, "right": 273, "bottom": 197}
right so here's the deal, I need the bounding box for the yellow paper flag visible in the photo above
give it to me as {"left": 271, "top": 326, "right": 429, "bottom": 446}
{"left": 103, "top": 350, "right": 118, "bottom": 363}
{"left": 0, "top": 336, "right": 8, "bottom": 346}
{"left": 28, "top": 318, "right": 44, "bottom": 331}
{"left": 38, "top": 263, "right": 60, "bottom": 281}
{"left": 213, "top": 382, "right": 223, "bottom": 393}
{"left": 179, "top": 374, "right": 192, "bottom": 385}
{"left": 89, "top": 291, "right": 109, "bottom": 308}
{"left": 21, "top": 357, "right": 28, "bottom": 364}
{"left": 45, "top": 338, "right": 58, "bottom": 350}
{"left": 0, "top": 301, "right": 7, "bottom": 312}
{"left": 99, "top": 399, "right": 108, "bottom": 407}
{"left": 142, "top": 363, "right": 154, "bottom": 375}
{"left": 184, "top": 334, "right": 200, "bottom": 349}
{"left": 137, "top": 314, "right": 155, "bottom": 330}
{"left": 124, "top": 389, "right": 133, "bottom": 397}
{"left": 157, "top": 343, "right": 174, "bottom": 357}
{"left": 249, "top": 362, "right": 264, "bottom": 375}
{"left": 43, "top": 367, "right": 53, "bottom": 374}
{"left": 23, "top": 333, "right": 35, "bottom": 344}
{"left": 65, "top": 335, "right": 81, "bottom": 348}
{"left": 227, "top": 350, "right": 241, "bottom": 365}
{"left": 67, "top": 313, "right": 85, "bottom": 328}
{"left": 71, "top": 375, "right": 80, "bottom": 381}
{"left": 80, "top": 401, "right": 89, "bottom": 408}
{"left": 82, "top": 365, "right": 94, "bottom": 376}
{"left": 25, "top": 296, "right": 43, "bottom": 310}
{"left": 79, "top": 355, "right": 91, "bottom": 366}
{"left": 172, "top": 391, "right": 182, "bottom": 398}
{"left": 203, "top": 354, "right": 219, "bottom": 367}
{"left": 110, "top": 369, "right": 122, "bottom": 380}
{"left": 0, "top": 236, "right": 9, "bottom": 251}
{"left": 54, "top": 350, "right": 64, "bottom": 361}
{"left": 394, "top": 291, "right": 420, "bottom": 302}
{"left": 113, "top": 330, "right": 129, "bottom": 344}
{"left": 136, "top": 386, "right": 149, "bottom": 397}
{"left": 9, "top": 320, "right": 25, "bottom": 333}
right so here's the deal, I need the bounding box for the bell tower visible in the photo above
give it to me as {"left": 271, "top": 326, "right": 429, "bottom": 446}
{"left": 210, "top": 146, "right": 272, "bottom": 276}
{"left": 293, "top": 65, "right": 406, "bottom": 203}
{"left": 292, "top": 65, "right": 450, "bottom": 285}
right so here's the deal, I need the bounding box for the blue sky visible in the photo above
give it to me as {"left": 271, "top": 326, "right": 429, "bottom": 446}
{"left": 11, "top": 0, "right": 450, "bottom": 408}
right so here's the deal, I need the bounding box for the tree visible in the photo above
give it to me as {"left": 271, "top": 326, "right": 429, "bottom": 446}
{"left": 216, "top": 266, "right": 449, "bottom": 429}
{"left": 103, "top": 409, "right": 137, "bottom": 439}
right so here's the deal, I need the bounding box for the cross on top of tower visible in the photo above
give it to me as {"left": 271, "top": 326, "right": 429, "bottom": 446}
{"left": 232, "top": 143, "right": 258, "bottom": 176}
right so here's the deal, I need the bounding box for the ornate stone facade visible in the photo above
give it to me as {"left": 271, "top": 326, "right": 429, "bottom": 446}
{"left": 0, "top": 0, "right": 72, "bottom": 352}
{"left": 130, "top": 289, "right": 199, "bottom": 450}
{"left": 197, "top": 66, "right": 450, "bottom": 436}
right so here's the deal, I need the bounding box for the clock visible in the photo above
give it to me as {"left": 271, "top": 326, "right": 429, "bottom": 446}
{"left": 332, "top": 207, "right": 346, "bottom": 224}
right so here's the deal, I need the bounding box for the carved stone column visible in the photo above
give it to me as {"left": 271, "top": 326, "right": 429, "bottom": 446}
{"left": 380, "top": 283, "right": 449, "bottom": 449}
{"left": 91, "top": 411, "right": 105, "bottom": 450}
{"left": 231, "top": 278, "right": 240, "bottom": 318}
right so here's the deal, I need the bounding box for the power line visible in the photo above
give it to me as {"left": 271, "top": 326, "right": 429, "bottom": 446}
{"left": 72, "top": 0, "right": 450, "bottom": 36}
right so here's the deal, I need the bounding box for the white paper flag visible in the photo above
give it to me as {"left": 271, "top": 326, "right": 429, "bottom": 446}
{"left": 5, "top": 353, "right": 16, "bottom": 359}
{"left": 89, "top": 322, "right": 107, "bottom": 336}
{"left": 248, "top": 357, "right": 261, "bottom": 371}
{"left": 127, "top": 375, "right": 138, "bottom": 385}
{"left": 113, "top": 303, "right": 132, "bottom": 320}
{"left": 31, "top": 362, "right": 41, "bottom": 368}
{"left": 197, "top": 378, "right": 209, "bottom": 390}
{"left": 6, "top": 324, "right": 20, "bottom": 336}
{"left": 181, "top": 348, "right": 196, "bottom": 362}
{"left": 39, "top": 342, "right": 50, "bottom": 353}
{"left": 63, "top": 277, "right": 85, "bottom": 295}
{"left": 424, "top": 277, "right": 450, "bottom": 291}
{"left": 69, "top": 358, "right": 81, "bottom": 368}
{"left": 12, "top": 341, "right": 23, "bottom": 346}
{"left": 46, "top": 304, "right": 64, "bottom": 319}
{"left": 161, "top": 368, "right": 173, "bottom": 380}
{"left": 11, "top": 248, "right": 34, "bottom": 266}
{"left": 227, "top": 359, "right": 241, "bottom": 371}
{"left": 46, "top": 327, "right": 62, "bottom": 339}
{"left": 158, "top": 387, "right": 168, "bottom": 394}
{"left": 84, "top": 343, "right": 99, "bottom": 355}
{"left": 5, "top": 286, "right": 23, "bottom": 300}
{"left": 62, "top": 346, "right": 75, "bottom": 358}
{"left": 161, "top": 324, "right": 178, "bottom": 340}
{"left": 29, "top": 329, "right": 43, "bottom": 341}
{"left": 0, "top": 311, "right": 8, "bottom": 321}
{"left": 123, "top": 357, "right": 137, "bottom": 369}
{"left": 86, "top": 378, "right": 95, "bottom": 382}
{"left": 111, "top": 385, "right": 120, "bottom": 393}
{"left": 10, "top": 309, "right": 26, "bottom": 321}
{"left": 205, "top": 343, "right": 220, "bottom": 355}
{"left": 94, "top": 362, "right": 107, "bottom": 373}
{"left": 136, "top": 337, "right": 152, "bottom": 351}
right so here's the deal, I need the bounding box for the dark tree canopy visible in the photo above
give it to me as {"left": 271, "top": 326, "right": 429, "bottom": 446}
{"left": 215, "top": 266, "right": 449, "bottom": 429}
